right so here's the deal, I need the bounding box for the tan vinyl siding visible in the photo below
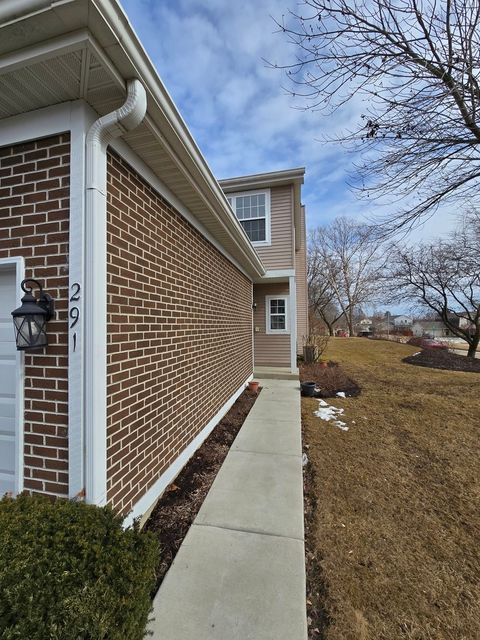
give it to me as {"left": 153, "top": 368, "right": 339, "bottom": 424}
{"left": 254, "top": 185, "right": 294, "bottom": 270}
{"left": 253, "top": 283, "right": 291, "bottom": 367}
{"left": 295, "top": 205, "right": 308, "bottom": 353}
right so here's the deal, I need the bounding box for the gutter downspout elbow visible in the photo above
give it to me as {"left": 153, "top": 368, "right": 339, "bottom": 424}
{"left": 84, "top": 79, "right": 147, "bottom": 506}
{"left": 86, "top": 78, "right": 147, "bottom": 192}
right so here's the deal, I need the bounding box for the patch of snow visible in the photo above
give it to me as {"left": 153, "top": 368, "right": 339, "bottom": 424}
{"left": 336, "top": 391, "right": 346, "bottom": 398}
{"left": 412, "top": 352, "right": 421, "bottom": 356}
{"left": 314, "top": 400, "right": 349, "bottom": 431}
{"left": 302, "top": 453, "right": 309, "bottom": 467}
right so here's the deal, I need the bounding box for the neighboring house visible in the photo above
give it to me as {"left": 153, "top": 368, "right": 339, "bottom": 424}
{"left": 412, "top": 321, "right": 449, "bottom": 338}
{"left": 0, "top": 0, "right": 307, "bottom": 522}
{"left": 392, "top": 314, "right": 413, "bottom": 328}
{"left": 355, "top": 318, "right": 373, "bottom": 335}
{"left": 447, "top": 313, "right": 476, "bottom": 335}
{"left": 220, "top": 170, "right": 308, "bottom": 370}
{"left": 372, "top": 319, "right": 393, "bottom": 333}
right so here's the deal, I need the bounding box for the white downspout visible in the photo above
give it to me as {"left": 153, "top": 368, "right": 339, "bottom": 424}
{"left": 84, "top": 79, "right": 147, "bottom": 505}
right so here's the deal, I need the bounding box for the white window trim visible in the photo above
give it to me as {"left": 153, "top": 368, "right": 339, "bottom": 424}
{"left": 266, "top": 295, "right": 290, "bottom": 335}
{"left": 227, "top": 189, "right": 271, "bottom": 247}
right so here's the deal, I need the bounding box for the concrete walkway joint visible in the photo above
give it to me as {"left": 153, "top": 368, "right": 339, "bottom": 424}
{"left": 149, "top": 377, "right": 307, "bottom": 640}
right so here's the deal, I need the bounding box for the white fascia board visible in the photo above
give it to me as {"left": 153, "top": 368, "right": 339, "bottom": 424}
{"left": 123, "top": 374, "right": 253, "bottom": 528}
{"left": 262, "top": 269, "right": 296, "bottom": 279}
{"left": 110, "top": 138, "right": 252, "bottom": 281}
{"left": 219, "top": 167, "right": 305, "bottom": 191}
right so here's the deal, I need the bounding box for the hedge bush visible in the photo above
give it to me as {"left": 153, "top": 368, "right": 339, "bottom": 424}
{"left": 0, "top": 494, "right": 158, "bottom": 640}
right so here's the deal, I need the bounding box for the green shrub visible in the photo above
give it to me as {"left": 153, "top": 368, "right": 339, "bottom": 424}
{"left": 0, "top": 494, "right": 158, "bottom": 640}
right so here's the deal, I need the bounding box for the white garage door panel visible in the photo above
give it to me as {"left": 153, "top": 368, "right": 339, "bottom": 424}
{"left": 0, "top": 435, "right": 15, "bottom": 473}
{"left": 0, "top": 327, "right": 16, "bottom": 356}
{"left": 0, "top": 267, "right": 19, "bottom": 496}
{"left": 0, "top": 398, "right": 15, "bottom": 419}
{"left": 0, "top": 473, "right": 14, "bottom": 496}
{"left": 0, "top": 361, "right": 16, "bottom": 397}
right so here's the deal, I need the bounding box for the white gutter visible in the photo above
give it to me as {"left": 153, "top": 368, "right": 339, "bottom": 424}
{"left": 84, "top": 78, "right": 147, "bottom": 505}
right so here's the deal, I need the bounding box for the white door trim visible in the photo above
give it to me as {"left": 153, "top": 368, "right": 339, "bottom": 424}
{"left": 0, "top": 257, "right": 25, "bottom": 494}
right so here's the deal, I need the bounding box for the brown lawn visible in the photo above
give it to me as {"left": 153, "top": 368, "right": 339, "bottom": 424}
{"left": 303, "top": 337, "right": 480, "bottom": 640}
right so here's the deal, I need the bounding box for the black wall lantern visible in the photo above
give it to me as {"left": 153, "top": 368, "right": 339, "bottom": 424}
{"left": 11, "top": 279, "right": 54, "bottom": 351}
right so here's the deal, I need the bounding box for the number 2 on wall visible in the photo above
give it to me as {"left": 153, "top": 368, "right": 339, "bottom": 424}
{"left": 70, "top": 283, "right": 81, "bottom": 352}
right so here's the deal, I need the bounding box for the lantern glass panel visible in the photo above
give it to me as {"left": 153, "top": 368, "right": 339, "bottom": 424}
{"left": 13, "top": 314, "right": 48, "bottom": 350}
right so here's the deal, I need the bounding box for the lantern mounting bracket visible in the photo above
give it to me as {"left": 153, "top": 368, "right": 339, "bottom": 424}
{"left": 20, "top": 279, "right": 54, "bottom": 321}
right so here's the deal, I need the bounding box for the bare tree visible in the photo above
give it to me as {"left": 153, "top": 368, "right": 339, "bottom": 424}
{"left": 308, "top": 238, "right": 344, "bottom": 335}
{"left": 274, "top": 0, "right": 480, "bottom": 231}
{"left": 390, "top": 215, "right": 480, "bottom": 356}
{"left": 308, "top": 217, "right": 382, "bottom": 335}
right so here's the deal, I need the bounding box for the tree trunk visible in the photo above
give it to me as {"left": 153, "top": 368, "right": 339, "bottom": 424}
{"left": 467, "top": 338, "right": 479, "bottom": 358}
{"left": 347, "top": 310, "right": 354, "bottom": 337}
{"left": 319, "top": 312, "right": 334, "bottom": 336}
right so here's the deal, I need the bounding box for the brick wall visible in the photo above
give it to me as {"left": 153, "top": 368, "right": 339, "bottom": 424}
{"left": 106, "top": 151, "right": 253, "bottom": 514}
{"left": 0, "top": 134, "right": 70, "bottom": 496}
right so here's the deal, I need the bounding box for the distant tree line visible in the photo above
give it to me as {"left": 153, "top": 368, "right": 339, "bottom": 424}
{"left": 308, "top": 212, "right": 480, "bottom": 356}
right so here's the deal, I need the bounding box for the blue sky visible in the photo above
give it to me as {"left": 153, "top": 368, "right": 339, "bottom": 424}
{"left": 119, "top": 0, "right": 455, "bottom": 240}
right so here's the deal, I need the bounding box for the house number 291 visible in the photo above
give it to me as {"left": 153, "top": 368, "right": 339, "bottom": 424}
{"left": 69, "top": 283, "right": 81, "bottom": 352}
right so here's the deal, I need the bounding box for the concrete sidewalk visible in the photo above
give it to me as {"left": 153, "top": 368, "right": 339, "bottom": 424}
{"left": 149, "top": 378, "right": 307, "bottom": 640}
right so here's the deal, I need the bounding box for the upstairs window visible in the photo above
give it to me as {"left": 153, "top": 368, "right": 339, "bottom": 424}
{"left": 227, "top": 190, "right": 271, "bottom": 245}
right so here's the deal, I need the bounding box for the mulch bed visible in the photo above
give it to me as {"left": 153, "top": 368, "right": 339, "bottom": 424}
{"left": 403, "top": 348, "right": 480, "bottom": 372}
{"left": 144, "top": 388, "right": 260, "bottom": 594}
{"left": 300, "top": 361, "right": 361, "bottom": 397}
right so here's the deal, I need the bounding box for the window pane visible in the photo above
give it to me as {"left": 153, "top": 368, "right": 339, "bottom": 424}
{"left": 270, "top": 299, "right": 285, "bottom": 314}
{"left": 240, "top": 218, "right": 266, "bottom": 242}
{"left": 235, "top": 194, "right": 266, "bottom": 220}
{"left": 271, "top": 315, "right": 286, "bottom": 330}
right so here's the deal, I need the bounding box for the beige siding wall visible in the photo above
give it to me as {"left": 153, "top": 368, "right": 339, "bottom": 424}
{"left": 295, "top": 205, "right": 308, "bottom": 353}
{"left": 254, "top": 185, "right": 294, "bottom": 270}
{"left": 253, "top": 283, "right": 291, "bottom": 367}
